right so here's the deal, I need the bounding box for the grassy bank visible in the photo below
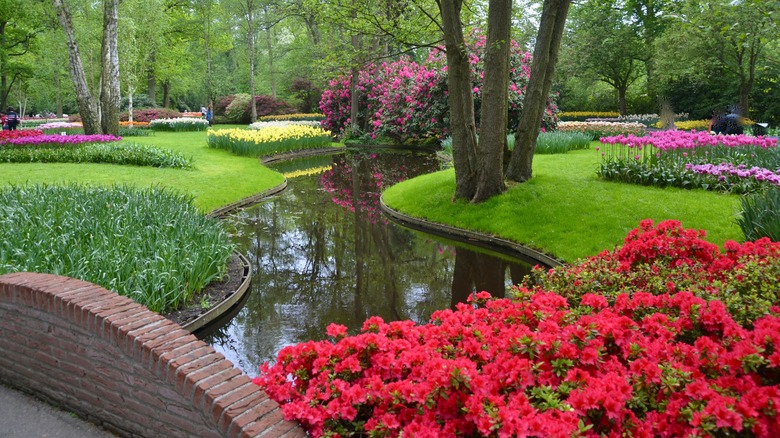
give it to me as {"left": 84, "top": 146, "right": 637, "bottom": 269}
{"left": 0, "top": 126, "right": 285, "bottom": 212}
{"left": 382, "top": 147, "right": 742, "bottom": 262}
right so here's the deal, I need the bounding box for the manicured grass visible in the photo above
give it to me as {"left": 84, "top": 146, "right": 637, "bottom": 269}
{"left": 0, "top": 126, "right": 285, "bottom": 213}
{"left": 382, "top": 146, "right": 742, "bottom": 262}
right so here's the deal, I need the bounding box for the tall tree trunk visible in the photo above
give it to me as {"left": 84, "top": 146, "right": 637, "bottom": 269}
{"left": 506, "top": 0, "right": 571, "bottom": 182}
{"left": 439, "top": 0, "right": 478, "bottom": 200}
{"left": 266, "top": 27, "right": 276, "bottom": 99}
{"left": 162, "top": 81, "right": 170, "bottom": 107}
{"left": 349, "top": 25, "right": 360, "bottom": 134}
{"left": 146, "top": 51, "right": 156, "bottom": 105}
{"left": 52, "top": 0, "right": 101, "bottom": 134}
{"left": 0, "top": 22, "right": 7, "bottom": 110}
{"left": 619, "top": 86, "right": 627, "bottom": 116}
{"left": 54, "top": 68, "right": 63, "bottom": 117}
{"left": 472, "top": 0, "right": 511, "bottom": 203}
{"left": 100, "top": 0, "right": 120, "bottom": 137}
{"left": 249, "top": 23, "right": 257, "bottom": 122}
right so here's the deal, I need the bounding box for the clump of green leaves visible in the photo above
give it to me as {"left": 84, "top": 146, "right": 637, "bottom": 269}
{"left": 0, "top": 142, "right": 191, "bottom": 168}
{"left": 738, "top": 187, "right": 780, "bottom": 242}
{"left": 535, "top": 131, "right": 593, "bottom": 154}
{"left": 0, "top": 184, "right": 234, "bottom": 313}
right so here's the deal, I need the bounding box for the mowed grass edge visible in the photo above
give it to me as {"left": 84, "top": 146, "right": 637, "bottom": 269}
{"left": 0, "top": 126, "right": 286, "bottom": 213}
{"left": 382, "top": 146, "right": 743, "bottom": 262}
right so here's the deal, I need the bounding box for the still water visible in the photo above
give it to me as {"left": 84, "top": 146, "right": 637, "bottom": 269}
{"left": 203, "top": 149, "right": 539, "bottom": 376}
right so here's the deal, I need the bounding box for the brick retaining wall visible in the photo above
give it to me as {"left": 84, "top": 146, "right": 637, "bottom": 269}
{"left": 0, "top": 272, "right": 305, "bottom": 438}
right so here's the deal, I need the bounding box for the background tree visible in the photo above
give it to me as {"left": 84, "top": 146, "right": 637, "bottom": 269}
{"left": 566, "top": 0, "right": 644, "bottom": 115}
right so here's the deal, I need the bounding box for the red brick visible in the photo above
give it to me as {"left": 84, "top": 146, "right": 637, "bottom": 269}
{"left": 153, "top": 338, "right": 201, "bottom": 377}
{"left": 182, "top": 359, "right": 234, "bottom": 400}
{"left": 202, "top": 375, "right": 252, "bottom": 415}
{"left": 171, "top": 348, "right": 222, "bottom": 386}
{"left": 211, "top": 382, "right": 258, "bottom": 424}
{"left": 222, "top": 393, "right": 275, "bottom": 436}
{"left": 140, "top": 328, "right": 192, "bottom": 366}
{"left": 238, "top": 410, "right": 287, "bottom": 437}
{"left": 192, "top": 367, "right": 243, "bottom": 410}
{"left": 279, "top": 425, "right": 308, "bottom": 438}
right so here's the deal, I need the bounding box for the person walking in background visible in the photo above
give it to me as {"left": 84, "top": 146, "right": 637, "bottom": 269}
{"left": 6, "top": 107, "right": 19, "bottom": 130}
{"left": 206, "top": 103, "right": 213, "bottom": 126}
{"left": 1, "top": 112, "right": 7, "bottom": 130}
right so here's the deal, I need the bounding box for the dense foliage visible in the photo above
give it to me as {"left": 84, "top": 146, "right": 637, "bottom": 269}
{"left": 320, "top": 35, "right": 559, "bottom": 143}
{"left": 0, "top": 185, "right": 234, "bottom": 313}
{"left": 214, "top": 94, "right": 298, "bottom": 124}
{"left": 738, "top": 187, "right": 780, "bottom": 242}
{"left": 255, "top": 220, "right": 780, "bottom": 437}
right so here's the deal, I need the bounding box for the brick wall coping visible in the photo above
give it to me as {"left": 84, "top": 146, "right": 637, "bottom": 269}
{"left": 0, "top": 272, "right": 305, "bottom": 438}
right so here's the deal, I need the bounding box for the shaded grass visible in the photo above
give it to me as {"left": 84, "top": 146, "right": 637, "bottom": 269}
{"left": 383, "top": 146, "right": 742, "bottom": 262}
{"left": 0, "top": 127, "right": 285, "bottom": 213}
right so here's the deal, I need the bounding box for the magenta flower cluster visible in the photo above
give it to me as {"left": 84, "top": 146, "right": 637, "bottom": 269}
{"left": 600, "top": 130, "right": 777, "bottom": 151}
{"left": 686, "top": 163, "right": 780, "bottom": 186}
{"left": 319, "top": 33, "right": 559, "bottom": 143}
{"left": 2, "top": 134, "right": 121, "bottom": 147}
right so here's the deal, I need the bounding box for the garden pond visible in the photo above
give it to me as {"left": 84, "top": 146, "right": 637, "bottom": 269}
{"left": 201, "top": 149, "right": 547, "bottom": 376}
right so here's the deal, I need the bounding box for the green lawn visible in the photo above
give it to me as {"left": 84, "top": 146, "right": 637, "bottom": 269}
{"left": 383, "top": 147, "right": 743, "bottom": 262}
{"left": 0, "top": 126, "right": 285, "bottom": 213}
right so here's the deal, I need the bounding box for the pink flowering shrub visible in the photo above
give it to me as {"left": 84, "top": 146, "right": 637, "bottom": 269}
{"left": 255, "top": 220, "right": 780, "bottom": 436}
{"left": 320, "top": 33, "right": 559, "bottom": 143}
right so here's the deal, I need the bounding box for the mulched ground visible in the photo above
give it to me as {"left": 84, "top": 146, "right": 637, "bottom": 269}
{"left": 163, "top": 253, "right": 245, "bottom": 327}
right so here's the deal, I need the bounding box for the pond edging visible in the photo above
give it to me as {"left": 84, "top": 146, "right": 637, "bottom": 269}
{"left": 379, "top": 197, "right": 563, "bottom": 268}
{"left": 180, "top": 252, "right": 253, "bottom": 333}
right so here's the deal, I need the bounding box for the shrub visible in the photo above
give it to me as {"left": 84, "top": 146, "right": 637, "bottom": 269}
{"left": 738, "top": 187, "right": 780, "bottom": 242}
{"left": 119, "top": 107, "right": 182, "bottom": 123}
{"left": 0, "top": 142, "right": 190, "bottom": 168}
{"left": 150, "top": 117, "right": 209, "bottom": 132}
{"left": 320, "top": 33, "right": 559, "bottom": 143}
{"left": 207, "top": 126, "right": 332, "bottom": 157}
{"left": 250, "top": 95, "right": 297, "bottom": 119}
{"left": 255, "top": 220, "right": 780, "bottom": 437}
{"left": 558, "top": 111, "right": 620, "bottom": 121}
{"left": 0, "top": 184, "right": 234, "bottom": 313}
{"left": 223, "top": 93, "right": 253, "bottom": 123}
{"left": 289, "top": 77, "right": 323, "bottom": 113}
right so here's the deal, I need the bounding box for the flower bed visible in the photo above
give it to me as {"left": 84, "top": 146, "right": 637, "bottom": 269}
{"left": 558, "top": 121, "right": 646, "bottom": 138}
{"left": 0, "top": 134, "right": 120, "bottom": 148}
{"left": 119, "top": 121, "right": 151, "bottom": 128}
{"left": 207, "top": 126, "right": 331, "bottom": 157}
{"left": 0, "top": 130, "right": 45, "bottom": 141}
{"left": 598, "top": 131, "right": 779, "bottom": 193}
{"left": 36, "top": 121, "right": 83, "bottom": 130}
{"left": 248, "top": 120, "right": 322, "bottom": 130}
{"left": 258, "top": 113, "right": 324, "bottom": 122}
{"left": 255, "top": 220, "right": 780, "bottom": 437}
{"left": 149, "top": 117, "right": 209, "bottom": 132}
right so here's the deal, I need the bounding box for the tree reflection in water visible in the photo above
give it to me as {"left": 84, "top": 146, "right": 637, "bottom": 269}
{"left": 202, "top": 149, "right": 541, "bottom": 376}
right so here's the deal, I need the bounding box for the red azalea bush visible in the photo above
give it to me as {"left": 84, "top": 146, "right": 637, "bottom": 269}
{"left": 255, "top": 220, "right": 780, "bottom": 437}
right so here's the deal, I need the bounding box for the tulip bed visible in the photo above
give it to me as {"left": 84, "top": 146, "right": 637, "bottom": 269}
{"left": 598, "top": 131, "right": 779, "bottom": 193}
{"left": 558, "top": 121, "right": 646, "bottom": 139}
{"left": 149, "top": 117, "right": 209, "bottom": 132}
{"left": 255, "top": 220, "right": 780, "bottom": 437}
{"left": 207, "top": 126, "right": 332, "bottom": 157}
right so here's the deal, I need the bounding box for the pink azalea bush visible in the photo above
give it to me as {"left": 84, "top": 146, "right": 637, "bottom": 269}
{"left": 320, "top": 33, "right": 559, "bottom": 143}
{"left": 255, "top": 220, "right": 780, "bottom": 437}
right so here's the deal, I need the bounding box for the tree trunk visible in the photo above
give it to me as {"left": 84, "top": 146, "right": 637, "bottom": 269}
{"left": 100, "top": 0, "right": 120, "bottom": 137}
{"left": 249, "top": 24, "right": 257, "bottom": 122}
{"left": 54, "top": 68, "right": 63, "bottom": 117}
{"left": 146, "top": 51, "right": 156, "bottom": 105}
{"left": 439, "top": 0, "right": 478, "bottom": 201}
{"left": 128, "top": 89, "right": 134, "bottom": 125}
{"left": 472, "top": 0, "right": 512, "bottom": 203}
{"left": 266, "top": 26, "right": 276, "bottom": 99}
{"left": 619, "top": 86, "right": 627, "bottom": 116}
{"left": 506, "top": 0, "right": 571, "bottom": 182}
{"left": 162, "top": 81, "right": 170, "bottom": 107}
{"left": 52, "top": 0, "right": 101, "bottom": 134}
{"left": 0, "top": 22, "right": 7, "bottom": 110}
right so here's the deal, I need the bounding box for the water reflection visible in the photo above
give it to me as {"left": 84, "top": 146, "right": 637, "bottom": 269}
{"left": 203, "top": 149, "right": 541, "bottom": 376}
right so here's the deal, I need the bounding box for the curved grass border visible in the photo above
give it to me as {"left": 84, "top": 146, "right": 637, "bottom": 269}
{"left": 380, "top": 198, "right": 562, "bottom": 268}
